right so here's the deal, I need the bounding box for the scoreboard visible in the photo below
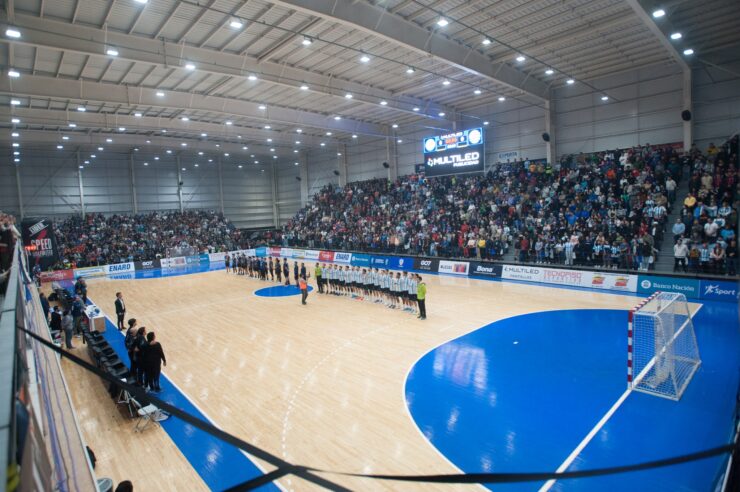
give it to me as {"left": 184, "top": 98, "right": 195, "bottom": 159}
{"left": 422, "top": 128, "right": 485, "bottom": 177}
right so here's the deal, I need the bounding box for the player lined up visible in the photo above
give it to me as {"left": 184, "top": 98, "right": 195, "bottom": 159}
{"left": 315, "top": 264, "right": 426, "bottom": 319}
{"left": 225, "top": 254, "right": 306, "bottom": 284}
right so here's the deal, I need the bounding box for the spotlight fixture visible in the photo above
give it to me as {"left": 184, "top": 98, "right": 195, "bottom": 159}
{"left": 380, "top": 100, "right": 388, "bottom": 106}
{"left": 545, "top": 68, "right": 554, "bottom": 75}
{"left": 134, "top": 112, "right": 142, "bottom": 117}
{"left": 302, "top": 37, "right": 312, "bottom": 46}
{"left": 229, "top": 19, "right": 244, "bottom": 29}
{"left": 652, "top": 9, "right": 665, "bottom": 18}
{"left": 392, "top": 124, "right": 398, "bottom": 129}
{"left": 248, "top": 74, "right": 258, "bottom": 81}
{"left": 5, "top": 28, "right": 21, "bottom": 39}
{"left": 10, "top": 99, "right": 20, "bottom": 105}
{"left": 406, "top": 67, "right": 415, "bottom": 74}
{"left": 483, "top": 121, "right": 489, "bottom": 125}
{"left": 670, "top": 32, "right": 682, "bottom": 40}
{"left": 181, "top": 116, "right": 189, "bottom": 121}
{"left": 601, "top": 95, "right": 609, "bottom": 101}
{"left": 300, "top": 84, "right": 309, "bottom": 90}
{"left": 345, "top": 93, "right": 353, "bottom": 99}
{"left": 566, "top": 79, "right": 575, "bottom": 85}
{"left": 413, "top": 107, "right": 420, "bottom": 112}
{"left": 474, "top": 89, "right": 482, "bottom": 95}
{"left": 683, "top": 48, "right": 694, "bottom": 56}
{"left": 516, "top": 55, "right": 526, "bottom": 62}
{"left": 437, "top": 18, "right": 449, "bottom": 27}
{"left": 498, "top": 96, "right": 506, "bottom": 101}
{"left": 106, "top": 138, "right": 113, "bottom": 143}
{"left": 156, "top": 91, "right": 165, "bottom": 97}
{"left": 326, "top": 132, "right": 332, "bottom": 136}
{"left": 69, "top": 123, "right": 77, "bottom": 127}
{"left": 442, "top": 79, "right": 451, "bottom": 86}
{"left": 258, "top": 105, "right": 266, "bottom": 110}
{"left": 77, "top": 106, "right": 86, "bottom": 112}
{"left": 438, "top": 112, "right": 445, "bottom": 117}
{"left": 334, "top": 116, "right": 342, "bottom": 120}
{"left": 482, "top": 38, "right": 492, "bottom": 46}
{"left": 225, "top": 121, "right": 233, "bottom": 125}
{"left": 359, "top": 54, "right": 370, "bottom": 63}
{"left": 8, "top": 69, "right": 20, "bottom": 78}
{"left": 106, "top": 48, "right": 119, "bottom": 56}
{"left": 352, "top": 134, "right": 357, "bottom": 139}
{"left": 11, "top": 118, "right": 20, "bottom": 123}
{"left": 296, "top": 128, "right": 303, "bottom": 133}
{"left": 185, "top": 63, "right": 196, "bottom": 70}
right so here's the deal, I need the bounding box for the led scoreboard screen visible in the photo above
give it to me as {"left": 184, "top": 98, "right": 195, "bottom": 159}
{"left": 422, "top": 127, "right": 485, "bottom": 177}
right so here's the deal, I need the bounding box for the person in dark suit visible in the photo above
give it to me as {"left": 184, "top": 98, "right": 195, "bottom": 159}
{"left": 143, "top": 331, "right": 166, "bottom": 392}
{"left": 115, "top": 292, "right": 126, "bottom": 331}
{"left": 39, "top": 292, "right": 50, "bottom": 322}
{"left": 49, "top": 306, "right": 62, "bottom": 334}
{"left": 71, "top": 296, "right": 84, "bottom": 336}
{"left": 75, "top": 277, "right": 88, "bottom": 304}
{"left": 132, "top": 327, "right": 148, "bottom": 387}
{"left": 283, "top": 259, "right": 290, "bottom": 285}
{"left": 293, "top": 261, "right": 299, "bottom": 284}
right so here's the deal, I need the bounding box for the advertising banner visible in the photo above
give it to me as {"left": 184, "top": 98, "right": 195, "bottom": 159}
{"left": 589, "top": 272, "right": 637, "bottom": 292}
{"left": 108, "top": 272, "right": 136, "bottom": 281}
{"left": 540, "top": 268, "right": 588, "bottom": 287}
{"left": 390, "top": 257, "right": 413, "bottom": 271}
{"left": 413, "top": 258, "right": 439, "bottom": 272}
{"left": 39, "top": 269, "right": 74, "bottom": 283}
{"left": 350, "top": 254, "right": 372, "bottom": 267}
{"left": 333, "top": 252, "right": 352, "bottom": 263}
{"left": 269, "top": 247, "right": 281, "bottom": 257}
{"left": 699, "top": 280, "right": 739, "bottom": 302}
{"left": 423, "top": 128, "right": 485, "bottom": 177}
{"left": 104, "top": 262, "right": 135, "bottom": 275}
{"left": 160, "top": 257, "right": 186, "bottom": 268}
{"left": 73, "top": 265, "right": 107, "bottom": 278}
{"left": 280, "top": 248, "right": 293, "bottom": 258}
{"left": 185, "top": 255, "right": 201, "bottom": 265}
{"left": 20, "top": 217, "right": 60, "bottom": 271}
{"left": 319, "top": 251, "right": 335, "bottom": 262}
{"left": 134, "top": 259, "right": 161, "bottom": 270}
{"left": 255, "top": 247, "right": 267, "bottom": 257}
{"left": 469, "top": 262, "right": 502, "bottom": 278}
{"left": 637, "top": 275, "right": 700, "bottom": 298}
{"left": 292, "top": 249, "right": 305, "bottom": 259}
{"left": 304, "top": 250, "right": 321, "bottom": 260}
{"left": 438, "top": 260, "right": 470, "bottom": 276}
{"left": 208, "top": 252, "right": 226, "bottom": 263}
{"left": 496, "top": 151, "right": 519, "bottom": 162}
{"left": 371, "top": 256, "right": 391, "bottom": 267}
{"left": 198, "top": 253, "right": 210, "bottom": 264}
{"left": 502, "top": 265, "right": 543, "bottom": 282}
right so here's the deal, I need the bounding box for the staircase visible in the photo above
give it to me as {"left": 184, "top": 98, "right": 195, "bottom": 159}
{"left": 654, "top": 171, "right": 692, "bottom": 273}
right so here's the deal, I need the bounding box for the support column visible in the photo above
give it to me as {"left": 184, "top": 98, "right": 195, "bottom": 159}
{"left": 386, "top": 137, "right": 398, "bottom": 181}
{"left": 77, "top": 150, "right": 85, "bottom": 218}
{"left": 217, "top": 157, "right": 224, "bottom": 214}
{"left": 299, "top": 154, "right": 309, "bottom": 206}
{"left": 682, "top": 68, "right": 693, "bottom": 152}
{"left": 545, "top": 99, "right": 556, "bottom": 164}
{"left": 338, "top": 144, "right": 348, "bottom": 187}
{"left": 271, "top": 162, "right": 279, "bottom": 227}
{"left": 129, "top": 152, "right": 138, "bottom": 213}
{"left": 14, "top": 163, "right": 24, "bottom": 219}
{"left": 176, "top": 156, "right": 183, "bottom": 212}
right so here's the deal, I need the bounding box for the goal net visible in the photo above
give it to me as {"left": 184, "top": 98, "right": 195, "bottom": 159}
{"left": 628, "top": 292, "right": 701, "bottom": 401}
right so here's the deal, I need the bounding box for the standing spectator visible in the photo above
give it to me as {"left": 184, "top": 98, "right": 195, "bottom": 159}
{"left": 710, "top": 244, "right": 726, "bottom": 274}
{"left": 61, "top": 310, "right": 75, "bottom": 349}
{"left": 299, "top": 275, "right": 309, "bottom": 305}
{"left": 699, "top": 242, "right": 711, "bottom": 273}
{"left": 143, "top": 332, "right": 166, "bottom": 392}
{"left": 75, "top": 277, "right": 88, "bottom": 304}
{"left": 726, "top": 239, "right": 737, "bottom": 276}
{"left": 49, "top": 306, "right": 62, "bottom": 334}
{"left": 132, "top": 327, "right": 148, "bottom": 387}
{"left": 71, "top": 296, "right": 84, "bottom": 336}
{"left": 115, "top": 292, "right": 126, "bottom": 331}
{"left": 671, "top": 218, "right": 685, "bottom": 242}
{"left": 673, "top": 239, "right": 689, "bottom": 272}
{"left": 39, "top": 292, "right": 50, "bottom": 323}
{"left": 124, "top": 319, "right": 138, "bottom": 372}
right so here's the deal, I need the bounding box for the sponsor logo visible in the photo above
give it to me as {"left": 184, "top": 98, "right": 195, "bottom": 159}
{"left": 293, "top": 249, "right": 306, "bottom": 259}
{"left": 270, "top": 247, "right": 281, "bottom": 257}
{"left": 398, "top": 259, "right": 405, "bottom": 267}
{"left": 185, "top": 256, "right": 201, "bottom": 264}
{"left": 304, "top": 250, "right": 321, "bottom": 260}
{"left": 470, "top": 263, "right": 502, "bottom": 277}
{"left": 703, "top": 284, "right": 736, "bottom": 296}
{"left": 502, "top": 265, "right": 543, "bottom": 282}
{"left": 107, "top": 263, "right": 133, "bottom": 273}
{"left": 637, "top": 276, "right": 700, "bottom": 298}
{"left": 372, "top": 257, "right": 390, "bottom": 266}
{"left": 700, "top": 281, "right": 739, "bottom": 301}
{"left": 334, "top": 252, "right": 352, "bottom": 263}
{"left": 28, "top": 220, "right": 47, "bottom": 236}
{"left": 319, "top": 251, "right": 334, "bottom": 262}
{"left": 641, "top": 279, "right": 651, "bottom": 289}
{"left": 142, "top": 261, "right": 154, "bottom": 268}
{"left": 426, "top": 152, "right": 480, "bottom": 168}
{"left": 40, "top": 270, "right": 74, "bottom": 282}
{"left": 438, "top": 260, "right": 469, "bottom": 275}
{"left": 542, "top": 269, "right": 584, "bottom": 286}
{"left": 74, "top": 266, "right": 106, "bottom": 277}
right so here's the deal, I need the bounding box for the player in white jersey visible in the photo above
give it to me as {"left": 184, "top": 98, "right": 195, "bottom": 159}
{"left": 407, "top": 274, "right": 418, "bottom": 315}
{"left": 399, "top": 272, "right": 410, "bottom": 311}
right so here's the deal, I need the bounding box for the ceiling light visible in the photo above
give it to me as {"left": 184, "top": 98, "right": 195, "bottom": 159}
{"left": 683, "top": 48, "right": 694, "bottom": 56}
{"left": 483, "top": 121, "right": 489, "bottom": 125}
{"left": 238, "top": 165, "right": 243, "bottom": 168}
{"left": 90, "top": 154, "right": 96, "bottom": 158}
{"left": 181, "top": 116, "right": 189, "bottom": 121}
{"left": 57, "top": 145, "right": 63, "bottom": 149}
{"left": 302, "top": 37, "right": 312, "bottom": 46}
{"left": 5, "top": 28, "right": 21, "bottom": 39}
{"left": 294, "top": 149, "right": 298, "bottom": 153}
{"left": 106, "top": 48, "right": 119, "bottom": 56}
{"left": 337, "top": 152, "right": 342, "bottom": 156}
{"left": 248, "top": 75, "right": 257, "bottom": 81}
{"left": 498, "top": 96, "right": 506, "bottom": 101}
{"left": 237, "top": 135, "right": 242, "bottom": 139}
{"left": 380, "top": 100, "right": 388, "bottom": 106}
{"left": 516, "top": 55, "right": 526, "bottom": 62}
{"left": 601, "top": 95, "right": 609, "bottom": 101}
{"left": 442, "top": 79, "right": 451, "bottom": 86}
{"left": 134, "top": 0, "right": 148, "bottom": 4}
{"left": 154, "top": 156, "right": 160, "bottom": 160}
{"left": 209, "top": 159, "right": 213, "bottom": 162}
{"left": 652, "top": 9, "right": 665, "bottom": 18}
{"left": 84, "top": 160, "right": 89, "bottom": 164}
{"left": 10, "top": 99, "right": 20, "bottom": 105}
{"left": 8, "top": 70, "right": 20, "bottom": 78}
{"left": 267, "top": 138, "right": 273, "bottom": 142}
{"left": 482, "top": 38, "right": 492, "bottom": 46}
{"left": 320, "top": 142, "right": 325, "bottom": 146}
{"left": 413, "top": 107, "right": 419, "bottom": 112}
{"left": 406, "top": 67, "right": 415, "bottom": 74}
{"left": 225, "top": 121, "right": 233, "bottom": 125}
{"left": 224, "top": 153, "right": 229, "bottom": 157}
{"left": 437, "top": 18, "right": 449, "bottom": 27}
{"left": 62, "top": 136, "right": 69, "bottom": 140}
{"left": 11, "top": 118, "right": 20, "bottom": 123}
{"left": 98, "top": 147, "right": 104, "bottom": 151}
{"left": 13, "top": 151, "right": 18, "bottom": 155}
{"left": 11, "top": 132, "right": 18, "bottom": 137}
{"left": 258, "top": 105, "right": 266, "bottom": 110}
{"left": 106, "top": 138, "right": 113, "bottom": 143}
{"left": 156, "top": 91, "right": 164, "bottom": 97}
{"left": 134, "top": 112, "right": 142, "bottom": 117}
{"left": 69, "top": 123, "right": 77, "bottom": 127}
{"left": 161, "top": 129, "right": 167, "bottom": 133}
{"left": 77, "top": 106, "right": 86, "bottom": 112}
{"left": 229, "top": 19, "right": 244, "bottom": 29}
{"left": 294, "top": 162, "right": 299, "bottom": 166}
{"left": 566, "top": 79, "right": 575, "bottom": 85}
{"left": 397, "top": 139, "right": 403, "bottom": 143}
{"left": 474, "top": 89, "right": 482, "bottom": 95}
{"left": 118, "top": 127, "right": 126, "bottom": 131}
{"left": 296, "top": 128, "right": 303, "bottom": 133}
{"left": 670, "top": 32, "right": 682, "bottom": 40}
{"left": 392, "top": 124, "right": 398, "bottom": 129}
{"left": 545, "top": 69, "right": 554, "bottom": 75}
{"left": 134, "top": 148, "right": 139, "bottom": 151}
{"left": 145, "top": 140, "right": 150, "bottom": 144}
{"left": 272, "top": 156, "right": 277, "bottom": 159}
{"left": 12, "top": 143, "right": 19, "bottom": 147}
{"left": 166, "top": 150, "right": 172, "bottom": 154}
{"left": 79, "top": 165, "right": 84, "bottom": 169}
{"left": 181, "top": 142, "right": 187, "bottom": 146}
{"left": 300, "top": 84, "right": 309, "bottom": 90}
{"left": 243, "top": 146, "right": 248, "bottom": 150}
{"left": 264, "top": 125, "right": 271, "bottom": 129}
{"left": 185, "top": 63, "right": 196, "bottom": 70}
{"left": 200, "top": 133, "right": 207, "bottom": 137}
{"left": 345, "top": 93, "right": 353, "bottom": 99}
{"left": 254, "top": 160, "right": 259, "bottom": 164}
{"left": 295, "top": 141, "right": 301, "bottom": 144}
{"left": 326, "top": 132, "right": 332, "bottom": 136}
{"left": 14, "top": 158, "right": 19, "bottom": 162}
{"left": 182, "top": 167, "right": 186, "bottom": 171}
{"left": 334, "top": 116, "right": 341, "bottom": 120}
{"left": 438, "top": 112, "right": 445, "bottom": 117}
{"left": 352, "top": 134, "right": 357, "bottom": 139}
{"left": 359, "top": 54, "right": 370, "bottom": 63}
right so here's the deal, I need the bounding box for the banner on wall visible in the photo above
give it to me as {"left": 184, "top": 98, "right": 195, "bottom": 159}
{"left": 350, "top": 254, "right": 372, "bottom": 267}
{"left": 20, "top": 217, "right": 60, "bottom": 271}
{"left": 135, "top": 259, "right": 161, "bottom": 270}
{"left": 304, "top": 250, "right": 321, "bottom": 260}
{"left": 319, "top": 251, "right": 335, "bottom": 262}
{"left": 185, "top": 255, "right": 201, "bottom": 265}
{"left": 413, "top": 258, "right": 439, "bottom": 272}
{"left": 255, "top": 247, "right": 267, "bottom": 257}
{"left": 161, "top": 257, "right": 186, "bottom": 268}
{"left": 392, "top": 257, "right": 413, "bottom": 270}
{"left": 496, "top": 151, "right": 519, "bottom": 162}
{"left": 104, "top": 262, "right": 135, "bottom": 275}
{"left": 208, "top": 252, "right": 226, "bottom": 263}
{"left": 698, "top": 280, "right": 739, "bottom": 302}
{"left": 292, "top": 249, "right": 306, "bottom": 259}
{"left": 502, "top": 265, "right": 543, "bottom": 282}
{"left": 280, "top": 248, "right": 293, "bottom": 258}
{"left": 40, "top": 269, "right": 75, "bottom": 282}
{"left": 73, "top": 266, "right": 107, "bottom": 278}
{"left": 269, "top": 247, "right": 281, "bottom": 257}
{"left": 469, "top": 262, "right": 502, "bottom": 278}
{"left": 637, "top": 275, "right": 700, "bottom": 298}
{"left": 333, "top": 252, "right": 352, "bottom": 263}
{"left": 438, "top": 260, "right": 470, "bottom": 275}
{"left": 589, "top": 272, "right": 636, "bottom": 292}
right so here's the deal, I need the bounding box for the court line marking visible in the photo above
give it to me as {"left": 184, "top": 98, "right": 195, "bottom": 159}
{"left": 539, "top": 303, "right": 704, "bottom": 492}
{"left": 90, "top": 296, "right": 287, "bottom": 492}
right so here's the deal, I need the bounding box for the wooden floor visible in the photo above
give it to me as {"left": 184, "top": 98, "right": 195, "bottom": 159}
{"left": 58, "top": 270, "right": 644, "bottom": 491}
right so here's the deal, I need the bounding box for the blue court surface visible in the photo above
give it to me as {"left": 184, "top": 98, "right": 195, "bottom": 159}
{"left": 405, "top": 304, "right": 739, "bottom": 492}
{"left": 255, "top": 284, "right": 314, "bottom": 297}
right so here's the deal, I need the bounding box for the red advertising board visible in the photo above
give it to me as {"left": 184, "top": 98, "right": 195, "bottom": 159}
{"left": 319, "top": 251, "right": 335, "bottom": 261}
{"left": 269, "top": 247, "right": 281, "bottom": 257}
{"left": 40, "top": 269, "right": 74, "bottom": 282}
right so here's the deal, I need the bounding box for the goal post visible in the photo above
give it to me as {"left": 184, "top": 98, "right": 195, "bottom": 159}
{"left": 628, "top": 292, "right": 701, "bottom": 401}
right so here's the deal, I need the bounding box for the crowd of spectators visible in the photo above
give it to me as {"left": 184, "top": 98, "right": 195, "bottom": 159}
{"left": 276, "top": 141, "right": 734, "bottom": 273}
{"left": 52, "top": 210, "right": 249, "bottom": 268}
{"left": 671, "top": 136, "right": 738, "bottom": 275}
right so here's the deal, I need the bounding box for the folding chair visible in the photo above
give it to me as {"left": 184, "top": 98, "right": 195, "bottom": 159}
{"left": 131, "top": 398, "right": 169, "bottom": 432}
